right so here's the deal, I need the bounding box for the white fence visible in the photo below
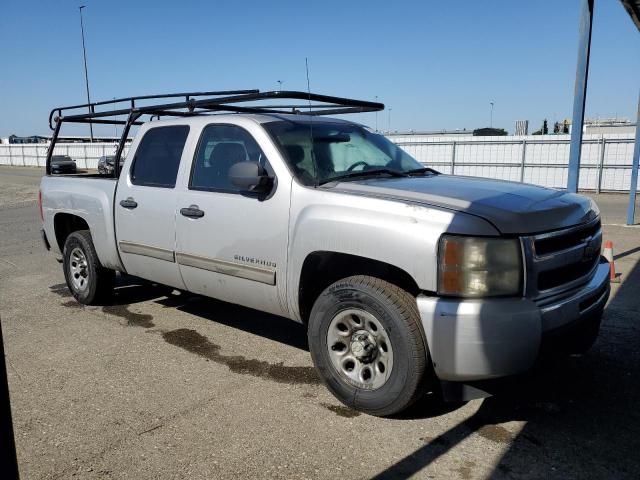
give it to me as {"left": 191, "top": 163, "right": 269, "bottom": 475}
{"left": 388, "top": 133, "right": 637, "bottom": 192}
{"left": 0, "top": 133, "right": 637, "bottom": 192}
{"left": 0, "top": 143, "right": 130, "bottom": 170}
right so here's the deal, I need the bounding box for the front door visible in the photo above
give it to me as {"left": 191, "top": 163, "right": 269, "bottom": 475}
{"left": 175, "top": 122, "right": 290, "bottom": 317}
{"left": 115, "top": 124, "right": 190, "bottom": 290}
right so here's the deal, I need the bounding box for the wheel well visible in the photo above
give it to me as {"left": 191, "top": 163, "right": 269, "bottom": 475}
{"left": 298, "top": 251, "right": 420, "bottom": 324}
{"left": 53, "top": 213, "right": 90, "bottom": 252}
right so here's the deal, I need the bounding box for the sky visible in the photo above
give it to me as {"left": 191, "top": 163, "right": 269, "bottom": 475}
{"left": 0, "top": 0, "right": 638, "bottom": 137}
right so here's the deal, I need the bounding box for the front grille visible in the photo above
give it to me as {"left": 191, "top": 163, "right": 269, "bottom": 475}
{"left": 538, "top": 256, "right": 599, "bottom": 290}
{"left": 523, "top": 216, "right": 602, "bottom": 300}
{"left": 534, "top": 219, "right": 601, "bottom": 256}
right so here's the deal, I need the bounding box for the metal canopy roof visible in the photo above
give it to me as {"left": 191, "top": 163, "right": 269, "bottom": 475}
{"left": 621, "top": 0, "right": 640, "bottom": 31}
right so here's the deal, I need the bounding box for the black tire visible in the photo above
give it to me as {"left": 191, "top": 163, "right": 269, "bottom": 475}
{"left": 308, "top": 275, "right": 430, "bottom": 417}
{"left": 62, "top": 230, "right": 114, "bottom": 305}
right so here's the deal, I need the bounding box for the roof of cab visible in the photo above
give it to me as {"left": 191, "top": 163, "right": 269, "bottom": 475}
{"left": 144, "top": 112, "right": 358, "bottom": 127}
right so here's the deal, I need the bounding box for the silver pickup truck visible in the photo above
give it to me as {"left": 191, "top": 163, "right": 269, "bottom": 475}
{"left": 40, "top": 91, "right": 610, "bottom": 416}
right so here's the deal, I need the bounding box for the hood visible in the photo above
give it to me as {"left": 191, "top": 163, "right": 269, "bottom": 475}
{"left": 330, "top": 175, "right": 596, "bottom": 234}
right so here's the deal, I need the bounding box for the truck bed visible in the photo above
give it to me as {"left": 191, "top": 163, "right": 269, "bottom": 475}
{"left": 40, "top": 175, "right": 124, "bottom": 271}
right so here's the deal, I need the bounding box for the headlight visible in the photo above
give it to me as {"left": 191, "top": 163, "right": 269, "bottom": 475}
{"left": 438, "top": 235, "right": 523, "bottom": 297}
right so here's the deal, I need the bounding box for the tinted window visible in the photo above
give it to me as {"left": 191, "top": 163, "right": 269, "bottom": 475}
{"left": 131, "top": 126, "right": 189, "bottom": 188}
{"left": 190, "top": 124, "right": 269, "bottom": 192}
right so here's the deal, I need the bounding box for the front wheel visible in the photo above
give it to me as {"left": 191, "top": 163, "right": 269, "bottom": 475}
{"left": 308, "top": 275, "right": 430, "bottom": 416}
{"left": 62, "top": 230, "right": 114, "bottom": 305}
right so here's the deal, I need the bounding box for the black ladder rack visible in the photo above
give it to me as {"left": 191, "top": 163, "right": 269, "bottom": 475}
{"left": 45, "top": 89, "right": 385, "bottom": 176}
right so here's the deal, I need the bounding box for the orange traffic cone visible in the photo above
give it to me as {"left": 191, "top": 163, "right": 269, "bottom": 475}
{"left": 603, "top": 240, "right": 620, "bottom": 283}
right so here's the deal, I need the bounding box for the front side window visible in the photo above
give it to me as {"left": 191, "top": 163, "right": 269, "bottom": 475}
{"left": 264, "top": 121, "right": 424, "bottom": 186}
{"left": 130, "top": 126, "right": 189, "bottom": 188}
{"left": 190, "top": 124, "right": 269, "bottom": 192}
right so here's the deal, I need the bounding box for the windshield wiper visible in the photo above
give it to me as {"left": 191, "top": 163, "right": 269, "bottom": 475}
{"left": 404, "top": 167, "right": 439, "bottom": 176}
{"left": 317, "top": 168, "right": 408, "bottom": 185}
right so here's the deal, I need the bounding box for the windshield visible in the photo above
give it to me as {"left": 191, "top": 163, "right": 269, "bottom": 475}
{"left": 264, "top": 121, "right": 425, "bottom": 186}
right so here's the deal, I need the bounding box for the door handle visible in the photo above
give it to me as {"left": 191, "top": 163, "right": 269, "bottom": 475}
{"left": 180, "top": 205, "right": 205, "bottom": 218}
{"left": 120, "top": 197, "right": 138, "bottom": 209}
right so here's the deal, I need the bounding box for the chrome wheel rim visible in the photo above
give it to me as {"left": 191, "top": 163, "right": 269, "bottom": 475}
{"left": 327, "top": 308, "right": 393, "bottom": 390}
{"left": 69, "top": 247, "right": 89, "bottom": 292}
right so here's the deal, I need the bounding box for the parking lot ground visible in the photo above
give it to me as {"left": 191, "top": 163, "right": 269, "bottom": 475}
{"left": 1, "top": 165, "right": 639, "bottom": 479}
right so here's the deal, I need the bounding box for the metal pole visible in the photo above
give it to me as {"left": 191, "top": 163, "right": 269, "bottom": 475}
{"left": 490, "top": 101, "right": 494, "bottom": 128}
{"left": 79, "top": 6, "right": 94, "bottom": 143}
{"left": 520, "top": 139, "right": 527, "bottom": 182}
{"left": 46, "top": 120, "right": 62, "bottom": 175}
{"left": 451, "top": 141, "right": 456, "bottom": 174}
{"left": 388, "top": 108, "right": 392, "bottom": 133}
{"left": 375, "top": 96, "right": 378, "bottom": 132}
{"left": 567, "top": 0, "right": 594, "bottom": 193}
{"left": 114, "top": 112, "right": 141, "bottom": 178}
{"left": 597, "top": 134, "right": 605, "bottom": 194}
{"left": 626, "top": 90, "right": 640, "bottom": 225}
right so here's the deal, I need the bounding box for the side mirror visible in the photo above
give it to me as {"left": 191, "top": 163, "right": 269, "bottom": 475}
{"left": 229, "top": 161, "right": 272, "bottom": 193}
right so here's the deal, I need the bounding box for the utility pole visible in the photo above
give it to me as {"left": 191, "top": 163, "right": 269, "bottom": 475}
{"left": 79, "top": 6, "right": 93, "bottom": 142}
{"left": 490, "top": 101, "right": 495, "bottom": 128}
{"left": 375, "top": 95, "right": 378, "bottom": 132}
{"left": 388, "top": 107, "right": 392, "bottom": 133}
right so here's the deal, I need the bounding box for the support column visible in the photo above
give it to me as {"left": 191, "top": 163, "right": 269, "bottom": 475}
{"left": 567, "top": 0, "right": 594, "bottom": 193}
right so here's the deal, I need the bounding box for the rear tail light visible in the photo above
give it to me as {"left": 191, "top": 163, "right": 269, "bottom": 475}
{"left": 38, "top": 190, "right": 44, "bottom": 221}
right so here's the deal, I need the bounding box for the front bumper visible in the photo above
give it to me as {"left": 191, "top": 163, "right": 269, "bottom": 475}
{"left": 417, "top": 258, "right": 610, "bottom": 382}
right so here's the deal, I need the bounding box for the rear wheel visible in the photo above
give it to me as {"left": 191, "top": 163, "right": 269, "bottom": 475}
{"left": 62, "top": 230, "right": 114, "bottom": 305}
{"left": 308, "top": 275, "right": 430, "bottom": 416}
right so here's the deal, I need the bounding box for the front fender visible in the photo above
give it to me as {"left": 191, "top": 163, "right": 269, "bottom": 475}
{"left": 286, "top": 184, "right": 498, "bottom": 320}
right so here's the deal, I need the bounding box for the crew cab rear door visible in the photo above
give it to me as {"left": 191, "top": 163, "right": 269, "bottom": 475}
{"left": 114, "top": 125, "right": 190, "bottom": 290}
{"left": 174, "top": 122, "right": 290, "bottom": 317}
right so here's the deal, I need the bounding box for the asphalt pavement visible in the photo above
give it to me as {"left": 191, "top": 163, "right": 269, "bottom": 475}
{"left": 1, "top": 165, "right": 639, "bottom": 479}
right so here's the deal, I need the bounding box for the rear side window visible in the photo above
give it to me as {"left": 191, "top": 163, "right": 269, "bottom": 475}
{"left": 131, "top": 126, "right": 189, "bottom": 188}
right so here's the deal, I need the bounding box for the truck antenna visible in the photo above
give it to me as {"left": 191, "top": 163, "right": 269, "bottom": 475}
{"left": 305, "top": 57, "right": 319, "bottom": 187}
